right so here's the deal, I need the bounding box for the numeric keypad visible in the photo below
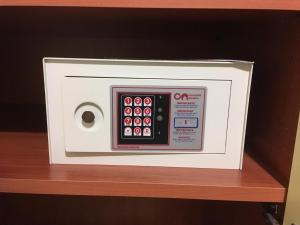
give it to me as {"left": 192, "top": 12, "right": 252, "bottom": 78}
{"left": 120, "top": 94, "right": 155, "bottom": 139}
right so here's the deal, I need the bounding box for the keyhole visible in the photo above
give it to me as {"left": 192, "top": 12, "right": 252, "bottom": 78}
{"left": 82, "top": 111, "right": 95, "bottom": 123}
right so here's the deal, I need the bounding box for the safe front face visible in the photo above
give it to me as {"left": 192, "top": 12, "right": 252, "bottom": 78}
{"left": 44, "top": 58, "right": 252, "bottom": 169}
{"left": 62, "top": 77, "right": 230, "bottom": 154}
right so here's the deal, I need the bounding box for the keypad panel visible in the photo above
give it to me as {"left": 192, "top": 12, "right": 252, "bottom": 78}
{"left": 117, "top": 93, "right": 170, "bottom": 145}
{"left": 112, "top": 86, "right": 206, "bottom": 151}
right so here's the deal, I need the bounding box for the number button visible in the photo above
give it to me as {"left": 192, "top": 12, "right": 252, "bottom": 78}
{"left": 124, "top": 117, "right": 132, "bottom": 126}
{"left": 134, "top": 117, "right": 142, "bottom": 126}
{"left": 143, "top": 107, "right": 151, "bottom": 116}
{"left": 124, "top": 107, "right": 132, "bottom": 116}
{"left": 124, "top": 97, "right": 132, "bottom": 106}
{"left": 144, "top": 97, "right": 152, "bottom": 106}
{"left": 133, "top": 127, "right": 142, "bottom": 136}
{"left": 143, "top": 127, "right": 151, "bottom": 136}
{"left": 134, "top": 97, "right": 142, "bottom": 106}
{"left": 134, "top": 107, "right": 142, "bottom": 116}
{"left": 143, "top": 117, "right": 151, "bottom": 126}
{"left": 124, "top": 127, "right": 132, "bottom": 136}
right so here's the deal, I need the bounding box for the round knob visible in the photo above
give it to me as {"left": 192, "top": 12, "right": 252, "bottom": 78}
{"left": 82, "top": 111, "right": 95, "bottom": 123}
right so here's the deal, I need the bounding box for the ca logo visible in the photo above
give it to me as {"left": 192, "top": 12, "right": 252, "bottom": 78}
{"left": 174, "top": 93, "right": 188, "bottom": 100}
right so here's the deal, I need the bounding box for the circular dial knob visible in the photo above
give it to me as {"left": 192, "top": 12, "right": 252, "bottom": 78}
{"left": 82, "top": 111, "right": 95, "bottom": 123}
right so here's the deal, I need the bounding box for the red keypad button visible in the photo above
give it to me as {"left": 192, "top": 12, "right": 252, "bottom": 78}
{"left": 143, "top": 107, "right": 151, "bottom": 116}
{"left": 134, "top": 117, "right": 142, "bottom": 126}
{"left": 124, "top": 117, "right": 132, "bottom": 126}
{"left": 143, "top": 127, "right": 151, "bottom": 136}
{"left": 124, "top": 97, "right": 132, "bottom": 106}
{"left": 144, "top": 97, "right": 152, "bottom": 106}
{"left": 124, "top": 107, "right": 132, "bottom": 116}
{"left": 134, "top": 107, "right": 142, "bottom": 116}
{"left": 133, "top": 127, "right": 142, "bottom": 136}
{"left": 143, "top": 117, "right": 151, "bottom": 126}
{"left": 134, "top": 97, "right": 142, "bottom": 106}
{"left": 124, "top": 127, "right": 132, "bottom": 136}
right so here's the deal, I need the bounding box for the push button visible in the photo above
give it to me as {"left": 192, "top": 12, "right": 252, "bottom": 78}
{"left": 124, "top": 107, "right": 132, "bottom": 116}
{"left": 134, "top": 117, "right": 142, "bottom": 126}
{"left": 143, "top": 107, "right": 151, "bottom": 116}
{"left": 143, "top": 117, "right": 151, "bottom": 126}
{"left": 133, "top": 127, "right": 142, "bottom": 136}
{"left": 143, "top": 127, "right": 151, "bottom": 136}
{"left": 144, "top": 97, "right": 152, "bottom": 106}
{"left": 124, "top": 127, "right": 132, "bottom": 136}
{"left": 134, "top": 97, "right": 142, "bottom": 106}
{"left": 134, "top": 107, "right": 142, "bottom": 116}
{"left": 124, "top": 117, "right": 132, "bottom": 126}
{"left": 124, "top": 97, "right": 132, "bottom": 106}
{"left": 156, "top": 115, "right": 163, "bottom": 122}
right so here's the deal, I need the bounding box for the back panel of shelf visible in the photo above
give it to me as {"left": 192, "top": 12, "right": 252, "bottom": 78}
{"left": 0, "top": 7, "right": 299, "bottom": 225}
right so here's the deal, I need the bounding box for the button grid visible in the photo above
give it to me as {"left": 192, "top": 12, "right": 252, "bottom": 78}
{"left": 121, "top": 95, "right": 154, "bottom": 138}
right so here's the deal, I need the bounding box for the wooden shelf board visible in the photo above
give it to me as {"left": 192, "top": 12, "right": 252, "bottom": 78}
{"left": 0, "top": 0, "right": 299, "bottom": 10}
{"left": 0, "top": 132, "right": 285, "bottom": 202}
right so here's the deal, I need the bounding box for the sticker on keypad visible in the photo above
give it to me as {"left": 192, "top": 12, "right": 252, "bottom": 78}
{"left": 143, "top": 127, "right": 151, "bottom": 136}
{"left": 124, "top": 127, "right": 132, "bottom": 136}
{"left": 134, "top": 117, "right": 142, "bottom": 126}
{"left": 124, "top": 107, "right": 132, "bottom": 116}
{"left": 144, "top": 97, "right": 152, "bottom": 106}
{"left": 143, "top": 117, "right": 151, "bottom": 126}
{"left": 134, "top": 107, "right": 142, "bottom": 116}
{"left": 134, "top": 97, "right": 142, "bottom": 106}
{"left": 124, "top": 97, "right": 132, "bottom": 106}
{"left": 133, "top": 127, "right": 142, "bottom": 136}
{"left": 124, "top": 117, "right": 132, "bottom": 126}
{"left": 143, "top": 107, "right": 151, "bottom": 116}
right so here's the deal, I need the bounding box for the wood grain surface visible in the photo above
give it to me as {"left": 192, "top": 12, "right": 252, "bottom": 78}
{"left": 245, "top": 16, "right": 300, "bottom": 186}
{"left": 0, "top": 0, "right": 300, "bottom": 10}
{"left": 0, "top": 193, "right": 269, "bottom": 225}
{"left": 0, "top": 194, "right": 206, "bottom": 225}
{"left": 0, "top": 132, "right": 285, "bottom": 202}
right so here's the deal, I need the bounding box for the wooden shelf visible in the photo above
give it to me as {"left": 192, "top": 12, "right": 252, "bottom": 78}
{"left": 0, "top": 132, "right": 285, "bottom": 202}
{"left": 0, "top": 0, "right": 299, "bottom": 10}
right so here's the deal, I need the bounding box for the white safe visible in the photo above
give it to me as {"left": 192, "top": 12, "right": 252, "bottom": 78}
{"left": 43, "top": 58, "right": 253, "bottom": 169}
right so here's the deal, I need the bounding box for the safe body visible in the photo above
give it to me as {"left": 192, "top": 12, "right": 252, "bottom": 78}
{"left": 43, "top": 58, "right": 253, "bottom": 169}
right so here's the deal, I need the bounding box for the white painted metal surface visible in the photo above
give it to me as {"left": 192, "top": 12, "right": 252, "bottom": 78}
{"left": 43, "top": 58, "right": 253, "bottom": 169}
